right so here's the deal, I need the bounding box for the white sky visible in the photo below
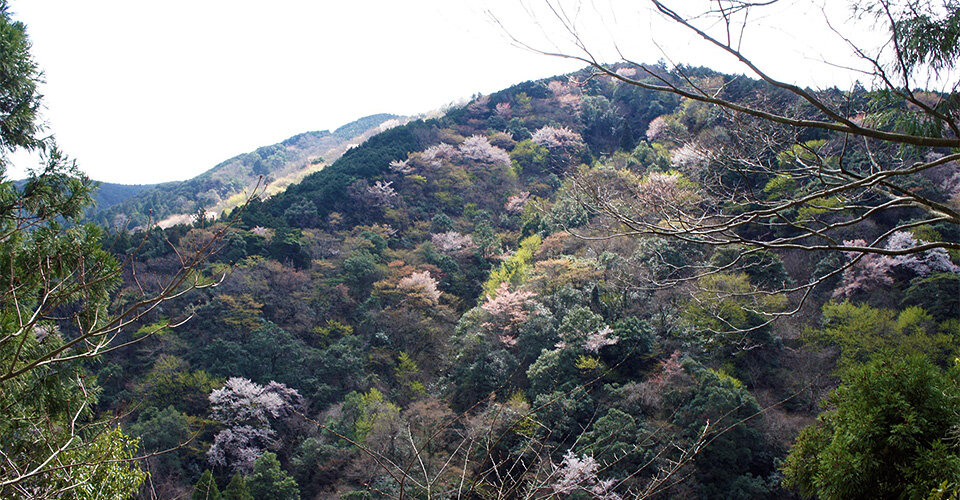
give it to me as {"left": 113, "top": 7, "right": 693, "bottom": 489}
{"left": 7, "top": 0, "right": 882, "bottom": 184}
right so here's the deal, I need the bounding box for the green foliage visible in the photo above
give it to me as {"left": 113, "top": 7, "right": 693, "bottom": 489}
{"left": 631, "top": 140, "right": 670, "bottom": 171}
{"left": 193, "top": 470, "right": 222, "bottom": 500}
{"left": 510, "top": 139, "right": 549, "bottom": 176}
{"left": 669, "top": 359, "right": 776, "bottom": 499}
{"left": 222, "top": 473, "right": 253, "bottom": 500}
{"left": 247, "top": 452, "right": 300, "bottom": 500}
{"left": 783, "top": 354, "right": 960, "bottom": 499}
{"left": 557, "top": 306, "right": 604, "bottom": 345}
{"left": 683, "top": 273, "right": 783, "bottom": 362}
{"left": 708, "top": 246, "right": 791, "bottom": 290}
{"left": 482, "top": 234, "right": 541, "bottom": 296}
{"left": 129, "top": 406, "right": 193, "bottom": 479}
{"left": 342, "top": 388, "right": 400, "bottom": 441}
{"left": 816, "top": 302, "right": 959, "bottom": 370}
{"left": 902, "top": 273, "right": 960, "bottom": 322}
{"left": 341, "top": 249, "right": 384, "bottom": 296}
{"left": 578, "top": 408, "right": 651, "bottom": 476}
{"left": 0, "top": 0, "right": 42, "bottom": 153}
{"left": 0, "top": 9, "right": 146, "bottom": 491}
{"left": 51, "top": 427, "right": 147, "bottom": 500}
{"left": 527, "top": 348, "right": 579, "bottom": 396}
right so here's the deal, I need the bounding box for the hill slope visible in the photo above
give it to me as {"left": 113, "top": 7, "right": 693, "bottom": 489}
{"left": 90, "top": 113, "right": 404, "bottom": 228}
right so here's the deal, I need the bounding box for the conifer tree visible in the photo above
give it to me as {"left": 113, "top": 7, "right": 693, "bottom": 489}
{"left": 192, "top": 470, "right": 222, "bottom": 500}
{"left": 222, "top": 473, "right": 253, "bottom": 500}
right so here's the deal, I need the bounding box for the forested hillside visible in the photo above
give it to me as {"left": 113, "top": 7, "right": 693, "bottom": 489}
{"left": 86, "top": 64, "right": 960, "bottom": 498}
{"left": 3, "top": 1, "right": 959, "bottom": 497}
{"left": 89, "top": 113, "right": 403, "bottom": 229}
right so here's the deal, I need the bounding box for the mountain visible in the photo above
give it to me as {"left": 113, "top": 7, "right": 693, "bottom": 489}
{"left": 90, "top": 64, "right": 960, "bottom": 499}
{"left": 89, "top": 113, "right": 405, "bottom": 228}
{"left": 90, "top": 182, "right": 157, "bottom": 211}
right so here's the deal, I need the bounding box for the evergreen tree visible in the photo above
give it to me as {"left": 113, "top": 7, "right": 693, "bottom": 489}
{"left": 783, "top": 354, "right": 960, "bottom": 498}
{"left": 247, "top": 452, "right": 300, "bottom": 500}
{"left": 222, "top": 473, "right": 253, "bottom": 500}
{"left": 192, "top": 470, "right": 222, "bottom": 500}
{"left": 0, "top": 2, "right": 146, "bottom": 496}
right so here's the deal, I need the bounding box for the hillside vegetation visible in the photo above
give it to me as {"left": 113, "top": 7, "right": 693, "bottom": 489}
{"left": 89, "top": 113, "right": 403, "bottom": 229}
{"left": 82, "top": 64, "right": 960, "bottom": 498}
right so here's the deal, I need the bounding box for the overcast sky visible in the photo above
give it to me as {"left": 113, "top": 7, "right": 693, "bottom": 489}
{"left": 7, "top": 0, "right": 879, "bottom": 184}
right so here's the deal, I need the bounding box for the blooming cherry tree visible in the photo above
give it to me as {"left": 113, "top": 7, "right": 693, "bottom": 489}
{"left": 207, "top": 378, "right": 303, "bottom": 472}
{"left": 398, "top": 270, "right": 442, "bottom": 305}
{"left": 459, "top": 135, "right": 512, "bottom": 167}
{"left": 431, "top": 231, "right": 475, "bottom": 254}
{"left": 480, "top": 282, "right": 537, "bottom": 347}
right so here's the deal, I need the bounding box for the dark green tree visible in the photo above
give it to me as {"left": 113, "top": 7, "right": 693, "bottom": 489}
{"left": 192, "top": 470, "right": 222, "bottom": 500}
{"left": 783, "top": 354, "right": 960, "bottom": 499}
{"left": 222, "top": 473, "right": 253, "bottom": 500}
{"left": 246, "top": 452, "right": 301, "bottom": 500}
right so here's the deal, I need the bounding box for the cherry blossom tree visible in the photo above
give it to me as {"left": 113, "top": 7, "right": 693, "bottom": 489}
{"left": 459, "top": 135, "right": 512, "bottom": 167}
{"left": 531, "top": 126, "right": 584, "bottom": 151}
{"left": 480, "top": 282, "right": 538, "bottom": 347}
{"left": 431, "top": 231, "right": 476, "bottom": 254}
{"left": 207, "top": 378, "right": 303, "bottom": 472}
{"left": 504, "top": 191, "right": 531, "bottom": 214}
{"left": 397, "top": 270, "right": 442, "bottom": 305}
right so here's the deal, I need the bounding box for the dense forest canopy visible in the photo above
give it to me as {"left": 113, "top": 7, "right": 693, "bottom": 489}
{"left": 1, "top": 0, "right": 959, "bottom": 499}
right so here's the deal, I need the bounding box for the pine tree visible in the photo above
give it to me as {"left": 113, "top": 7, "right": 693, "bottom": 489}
{"left": 192, "top": 470, "right": 222, "bottom": 500}
{"left": 222, "top": 473, "right": 253, "bottom": 500}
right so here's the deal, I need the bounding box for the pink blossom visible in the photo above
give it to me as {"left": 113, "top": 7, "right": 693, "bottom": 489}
{"left": 459, "top": 135, "right": 511, "bottom": 167}
{"left": 834, "top": 240, "right": 895, "bottom": 298}
{"left": 481, "top": 282, "right": 537, "bottom": 347}
{"left": 646, "top": 116, "right": 668, "bottom": 141}
{"left": 835, "top": 232, "right": 960, "bottom": 297}
{"left": 548, "top": 80, "right": 582, "bottom": 110}
{"left": 504, "top": 191, "right": 530, "bottom": 214}
{"left": 481, "top": 282, "right": 536, "bottom": 325}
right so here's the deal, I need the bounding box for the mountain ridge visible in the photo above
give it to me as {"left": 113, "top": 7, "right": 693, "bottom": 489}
{"left": 87, "top": 113, "right": 405, "bottom": 228}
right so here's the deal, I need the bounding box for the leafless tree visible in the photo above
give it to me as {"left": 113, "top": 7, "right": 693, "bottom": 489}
{"left": 491, "top": 0, "right": 959, "bottom": 327}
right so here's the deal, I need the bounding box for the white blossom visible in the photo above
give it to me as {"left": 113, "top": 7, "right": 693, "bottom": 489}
{"left": 398, "top": 271, "right": 442, "bottom": 304}
{"left": 531, "top": 126, "right": 584, "bottom": 150}
{"left": 389, "top": 158, "right": 414, "bottom": 174}
{"left": 584, "top": 325, "right": 618, "bottom": 353}
{"left": 550, "top": 450, "right": 621, "bottom": 499}
{"left": 421, "top": 143, "right": 461, "bottom": 167}
{"left": 431, "top": 231, "right": 476, "bottom": 254}
{"left": 207, "top": 425, "right": 275, "bottom": 472}
{"left": 459, "top": 135, "right": 511, "bottom": 167}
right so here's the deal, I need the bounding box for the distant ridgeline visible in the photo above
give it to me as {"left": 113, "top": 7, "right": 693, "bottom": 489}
{"left": 238, "top": 67, "right": 677, "bottom": 231}
{"left": 90, "top": 61, "right": 960, "bottom": 499}
{"left": 87, "top": 113, "right": 402, "bottom": 229}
